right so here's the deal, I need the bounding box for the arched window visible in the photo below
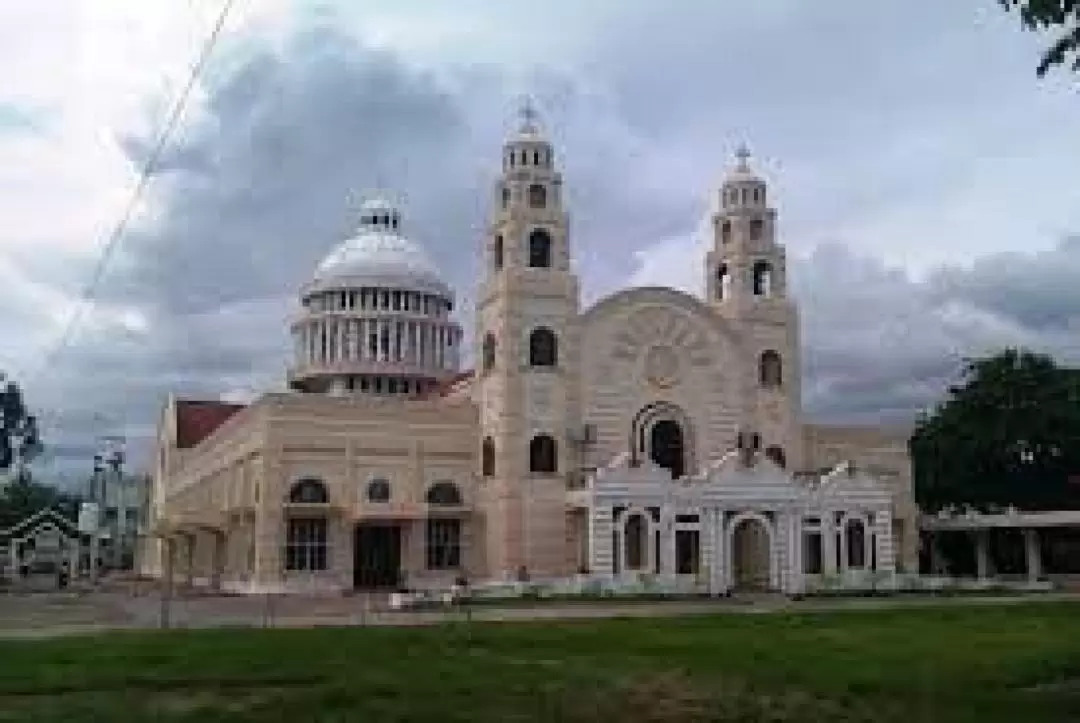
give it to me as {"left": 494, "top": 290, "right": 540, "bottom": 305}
{"left": 481, "top": 437, "right": 495, "bottom": 477}
{"left": 493, "top": 235, "right": 503, "bottom": 270}
{"left": 721, "top": 220, "right": 732, "bottom": 243}
{"left": 765, "top": 445, "right": 786, "bottom": 469}
{"left": 289, "top": 477, "right": 328, "bottom": 504}
{"left": 482, "top": 332, "right": 496, "bottom": 372}
{"left": 366, "top": 478, "right": 390, "bottom": 503}
{"left": 426, "top": 481, "right": 463, "bottom": 506}
{"left": 528, "top": 327, "right": 558, "bottom": 367}
{"left": 529, "top": 434, "right": 557, "bottom": 474}
{"left": 716, "top": 263, "right": 730, "bottom": 300}
{"left": 528, "top": 183, "right": 546, "bottom": 209}
{"left": 750, "top": 218, "right": 764, "bottom": 240}
{"left": 528, "top": 229, "right": 552, "bottom": 268}
{"left": 752, "top": 261, "right": 772, "bottom": 296}
{"left": 759, "top": 350, "right": 782, "bottom": 388}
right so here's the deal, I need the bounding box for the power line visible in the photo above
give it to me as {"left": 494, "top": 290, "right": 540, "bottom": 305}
{"left": 31, "top": 0, "right": 239, "bottom": 385}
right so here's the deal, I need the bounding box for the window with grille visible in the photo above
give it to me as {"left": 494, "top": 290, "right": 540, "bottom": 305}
{"left": 284, "top": 517, "right": 328, "bottom": 571}
{"left": 425, "top": 518, "right": 461, "bottom": 570}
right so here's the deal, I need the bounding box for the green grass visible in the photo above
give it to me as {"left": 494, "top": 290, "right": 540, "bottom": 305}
{"left": 1, "top": 603, "right": 1079, "bottom": 722}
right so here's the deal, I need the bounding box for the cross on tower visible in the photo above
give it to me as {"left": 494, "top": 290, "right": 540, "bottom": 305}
{"left": 735, "top": 143, "right": 751, "bottom": 170}
{"left": 518, "top": 96, "right": 540, "bottom": 133}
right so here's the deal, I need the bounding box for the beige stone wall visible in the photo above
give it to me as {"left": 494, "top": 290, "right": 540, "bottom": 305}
{"left": 154, "top": 393, "right": 481, "bottom": 592}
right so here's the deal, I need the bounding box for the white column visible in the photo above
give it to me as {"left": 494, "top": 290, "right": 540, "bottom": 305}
{"left": 864, "top": 515, "right": 874, "bottom": 572}
{"left": 420, "top": 322, "right": 428, "bottom": 365}
{"left": 874, "top": 511, "right": 896, "bottom": 588}
{"left": 407, "top": 322, "right": 416, "bottom": 365}
{"left": 614, "top": 514, "right": 626, "bottom": 576}
{"left": 661, "top": 508, "right": 676, "bottom": 582}
{"left": 709, "top": 508, "right": 724, "bottom": 596}
{"left": 837, "top": 516, "right": 848, "bottom": 575}
{"left": 791, "top": 513, "right": 805, "bottom": 594}
{"left": 1024, "top": 528, "right": 1041, "bottom": 582}
{"left": 822, "top": 514, "right": 836, "bottom": 576}
{"left": 770, "top": 515, "right": 781, "bottom": 590}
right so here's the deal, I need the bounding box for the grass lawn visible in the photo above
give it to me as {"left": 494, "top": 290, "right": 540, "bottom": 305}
{"left": 1, "top": 602, "right": 1079, "bottom": 722}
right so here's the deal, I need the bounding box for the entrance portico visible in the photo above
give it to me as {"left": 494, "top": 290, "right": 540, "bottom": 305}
{"left": 581, "top": 454, "right": 898, "bottom": 595}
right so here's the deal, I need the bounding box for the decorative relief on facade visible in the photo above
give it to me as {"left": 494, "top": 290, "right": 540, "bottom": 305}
{"left": 643, "top": 345, "right": 680, "bottom": 390}
{"left": 609, "top": 305, "right": 712, "bottom": 368}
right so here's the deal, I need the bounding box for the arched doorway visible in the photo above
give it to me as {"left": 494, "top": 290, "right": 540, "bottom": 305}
{"left": 730, "top": 517, "right": 772, "bottom": 591}
{"left": 630, "top": 402, "right": 694, "bottom": 479}
{"left": 649, "top": 419, "right": 686, "bottom": 479}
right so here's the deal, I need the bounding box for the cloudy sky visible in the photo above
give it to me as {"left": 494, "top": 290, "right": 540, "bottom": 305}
{"left": 1, "top": 1, "right": 1078, "bottom": 484}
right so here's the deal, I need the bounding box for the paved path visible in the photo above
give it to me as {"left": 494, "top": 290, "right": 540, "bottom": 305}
{"left": 2, "top": 591, "right": 1078, "bottom": 640}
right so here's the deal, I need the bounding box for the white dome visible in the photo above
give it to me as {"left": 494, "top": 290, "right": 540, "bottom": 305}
{"left": 310, "top": 198, "right": 450, "bottom": 296}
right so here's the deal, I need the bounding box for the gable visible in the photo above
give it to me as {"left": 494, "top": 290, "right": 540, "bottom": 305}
{"left": 0, "top": 507, "right": 78, "bottom": 543}
{"left": 174, "top": 399, "right": 245, "bottom": 449}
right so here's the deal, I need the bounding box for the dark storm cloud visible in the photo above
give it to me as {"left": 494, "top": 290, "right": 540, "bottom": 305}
{"left": 795, "top": 239, "right": 1080, "bottom": 424}
{"left": 103, "top": 28, "right": 475, "bottom": 316}
{"left": 21, "top": 2, "right": 1079, "bottom": 484}
{"left": 927, "top": 236, "right": 1080, "bottom": 331}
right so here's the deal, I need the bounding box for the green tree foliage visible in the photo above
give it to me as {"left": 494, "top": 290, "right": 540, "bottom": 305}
{"left": 0, "top": 373, "right": 70, "bottom": 529}
{"left": 1, "top": 374, "right": 42, "bottom": 477}
{"left": 911, "top": 348, "right": 1080, "bottom": 513}
{"left": 1000, "top": 0, "right": 1080, "bottom": 76}
{"left": 0, "top": 475, "right": 80, "bottom": 530}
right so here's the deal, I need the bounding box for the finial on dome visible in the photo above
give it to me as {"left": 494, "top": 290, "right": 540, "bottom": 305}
{"left": 734, "top": 143, "right": 752, "bottom": 171}
{"left": 517, "top": 95, "right": 541, "bottom": 135}
{"left": 352, "top": 190, "right": 402, "bottom": 234}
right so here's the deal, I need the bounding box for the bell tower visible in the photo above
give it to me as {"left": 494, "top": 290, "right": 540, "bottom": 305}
{"left": 474, "top": 101, "right": 581, "bottom": 580}
{"left": 705, "top": 146, "right": 803, "bottom": 471}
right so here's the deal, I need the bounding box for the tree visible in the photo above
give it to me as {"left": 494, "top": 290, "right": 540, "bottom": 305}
{"left": 1, "top": 373, "right": 42, "bottom": 481}
{"left": 0, "top": 475, "right": 81, "bottom": 530}
{"left": 999, "top": 1, "right": 1080, "bottom": 76}
{"left": 911, "top": 348, "right": 1080, "bottom": 513}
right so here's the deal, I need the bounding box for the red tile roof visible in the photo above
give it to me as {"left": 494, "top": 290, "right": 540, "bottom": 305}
{"left": 415, "top": 370, "right": 475, "bottom": 401}
{"left": 174, "top": 399, "right": 245, "bottom": 449}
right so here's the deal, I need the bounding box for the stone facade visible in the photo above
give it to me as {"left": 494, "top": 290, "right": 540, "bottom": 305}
{"left": 142, "top": 108, "right": 917, "bottom": 594}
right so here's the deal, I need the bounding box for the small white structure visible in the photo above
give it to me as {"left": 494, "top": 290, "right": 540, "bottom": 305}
{"left": 582, "top": 454, "right": 896, "bottom": 596}
{"left": 0, "top": 508, "right": 82, "bottom": 578}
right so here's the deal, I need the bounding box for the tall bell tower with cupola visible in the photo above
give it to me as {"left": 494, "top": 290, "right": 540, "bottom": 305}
{"left": 474, "top": 101, "right": 581, "bottom": 581}
{"left": 705, "top": 146, "right": 803, "bottom": 471}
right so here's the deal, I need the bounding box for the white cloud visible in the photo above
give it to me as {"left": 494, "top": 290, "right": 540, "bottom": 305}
{"left": 2, "top": 1, "right": 1079, "bottom": 483}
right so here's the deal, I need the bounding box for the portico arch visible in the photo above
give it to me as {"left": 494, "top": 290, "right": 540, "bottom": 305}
{"left": 726, "top": 512, "right": 775, "bottom": 592}
{"left": 630, "top": 401, "right": 695, "bottom": 480}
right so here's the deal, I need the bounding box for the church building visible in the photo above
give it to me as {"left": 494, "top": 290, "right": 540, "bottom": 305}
{"left": 139, "top": 107, "right": 918, "bottom": 595}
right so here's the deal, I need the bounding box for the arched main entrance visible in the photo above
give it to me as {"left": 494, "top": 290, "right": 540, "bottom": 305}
{"left": 630, "top": 402, "right": 693, "bottom": 480}
{"left": 730, "top": 517, "right": 772, "bottom": 591}
{"left": 649, "top": 419, "right": 686, "bottom": 480}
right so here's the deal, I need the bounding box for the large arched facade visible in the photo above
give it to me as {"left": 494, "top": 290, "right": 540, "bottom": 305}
{"left": 578, "top": 288, "right": 746, "bottom": 481}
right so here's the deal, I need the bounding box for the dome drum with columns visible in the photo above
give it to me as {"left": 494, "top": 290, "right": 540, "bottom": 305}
{"left": 145, "top": 102, "right": 918, "bottom": 597}
{"left": 288, "top": 197, "right": 463, "bottom": 397}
